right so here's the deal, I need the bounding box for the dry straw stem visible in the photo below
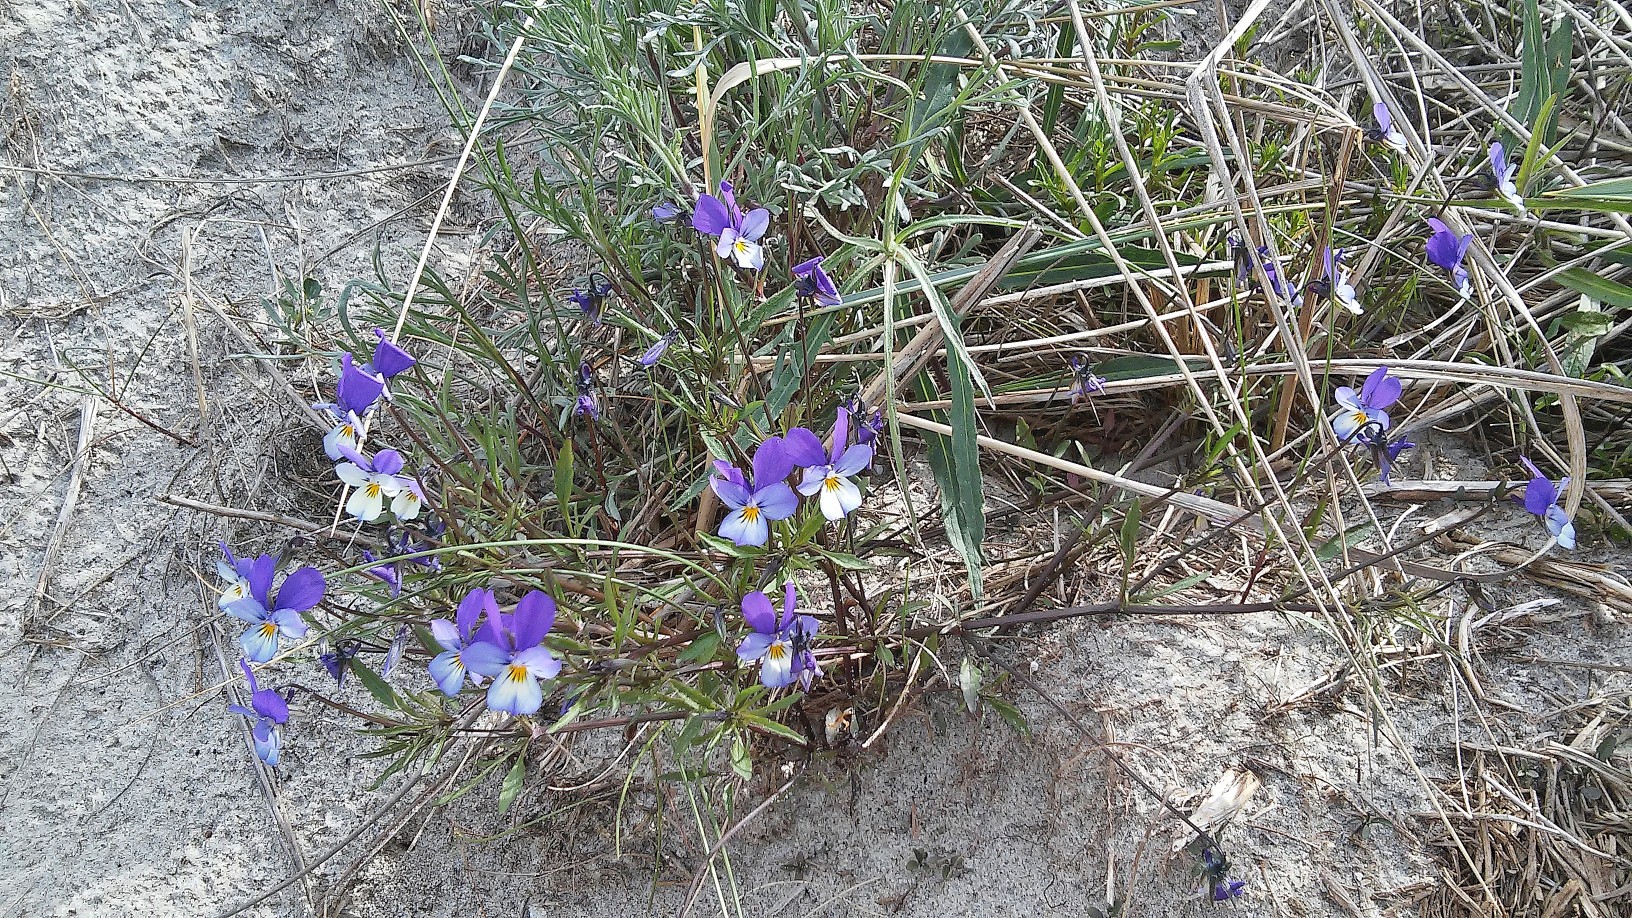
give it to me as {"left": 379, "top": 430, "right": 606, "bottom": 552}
{"left": 859, "top": 223, "right": 1043, "bottom": 407}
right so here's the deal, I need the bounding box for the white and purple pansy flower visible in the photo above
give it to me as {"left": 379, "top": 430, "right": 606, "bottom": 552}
{"left": 229, "top": 659, "right": 291, "bottom": 765}
{"left": 216, "top": 542, "right": 256, "bottom": 609}
{"left": 1489, "top": 141, "right": 1525, "bottom": 213}
{"left": 427, "top": 588, "right": 507, "bottom": 697}
{"left": 793, "top": 410, "right": 873, "bottom": 522}
{"left": 1369, "top": 102, "right": 1406, "bottom": 152}
{"left": 710, "top": 434, "right": 805, "bottom": 548}
{"left": 1425, "top": 218, "right": 1474, "bottom": 300}
{"left": 1331, "top": 366, "right": 1402, "bottom": 443}
{"left": 1517, "top": 457, "right": 1577, "bottom": 549}
{"left": 225, "top": 553, "right": 325, "bottom": 663}
{"left": 692, "top": 180, "right": 771, "bottom": 270}
{"left": 1314, "top": 246, "right": 1360, "bottom": 314}
{"left": 334, "top": 444, "right": 408, "bottom": 522}
{"left": 319, "top": 408, "right": 364, "bottom": 461}
{"left": 736, "top": 583, "right": 822, "bottom": 690}
{"left": 461, "top": 590, "right": 563, "bottom": 716}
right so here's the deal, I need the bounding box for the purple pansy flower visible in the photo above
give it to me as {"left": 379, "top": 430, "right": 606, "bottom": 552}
{"left": 318, "top": 640, "right": 361, "bottom": 687}
{"left": 216, "top": 542, "right": 256, "bottom": 609}
{"left": 1228, "top": 236, "right": 1291, "bottom": 298}
{"left": 1489, "top": 141, "right": 1525, "bottom": 213}
{"left": 652, "top": 202, "right": 681, "bottom": 223}
{"left": 710, "top": 433, "right": 811, "bottom": 548}
{"left": 1517, "top": 457, "right": 1577, "bottom": 549}
{"left": 335, "top": 352, "right": 386, "bottom": 417}
{"left": 463, "top": 590, "right": 563, "bottom": 715}
{"left": 1373, "top": 435, "right": 1415, "bottom": 485}
{"left": 574, "top": 360, "right": 599, "bottom": 420}
{"left": 639, "top": 331, "right": 678, "bottom": 367}
{"left": 367, "top": 328, "right": 417, "bottom": 380}
{"left": 1201, "top": 848, "right": 1246, "bottom": 902}
{"left": 692, "top": 180, "right": 771, "bottom": 270}
{"left": 224, "top": 553, "right": 325, "bottom": 663}
{"left": 1331, "top": 366, "right": 1402, "bottom": 443}
{"left": 844, "top": 396, "right": 885, "bottom": 447}
{"left": 735, "top": 583, "right": 821, "bottom": 690}
{"left": 390, "top": 526, "right": 442, "bottom": 571}
{"left": 229, "top": 659, "right": 291, "bottom": 765}
{"left": 1368, "top": 102, "right": 1406, "bottom": 152}
{"left": 361, "top": 549, "right": 401, "bottom": 597}
{"left": 568, "top": 275, "right": 613, "bottom": 325}
{"left": 797, "top": 409, "right": 873, "bottom": 521}
{"left": 792, "top": 256, "right": 842, "bottom": 307}
{"left": 427, "top": 587, "right": 505, "bottom": 697}
{"left": 1068, "top": 355, "right": 1108, "bottom": 403}
{"left": 334, "top": 445, "right": 408, "bottom": 522}
{"left": 1425, "top": 218, "right": 1474, "bottom": 300}
{"left": 1309, "top": 246, "right": 1360, "bottom": 314}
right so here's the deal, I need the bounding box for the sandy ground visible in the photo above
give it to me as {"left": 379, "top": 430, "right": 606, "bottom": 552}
{"left": 3, "top": 3, "right": 1627, "bottom": 917}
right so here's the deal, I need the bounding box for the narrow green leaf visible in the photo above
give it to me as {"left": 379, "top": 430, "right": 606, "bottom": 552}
{"left": 348, "top": 658, "right": 397, "bottom": 709}
{"left": 498, "top": 747, "right": 527, "bottom": 815}
{"left": 1557, "top": 268, "right": 1632, "bottom": 310}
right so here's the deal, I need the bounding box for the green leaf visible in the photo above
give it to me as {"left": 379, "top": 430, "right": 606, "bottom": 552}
{"left": 739, "top": 712, "right": 807, "bottom": 745}
{"left": 1132, "top": 570, "right": 1210, "bottom": 603}
{"left": 1510, "top": 0, "right": 1571, "bottom": 146}
{"left": 348, "top": 658, "right": 397, "bottom": 709}
{"left": 985, "top": 695, "right": 1030, "bottom": 737}
{"left": 1557, "top": 268, "right": 1632, "bottom": 311}
{"left": 554, "top": 440, "right": 575, "bottom": 534}
{"left": 730, "top": 733, "right": 753, "bottom": 780}
{"left": 498, "top": 747, "right": 527, "bottom": 815}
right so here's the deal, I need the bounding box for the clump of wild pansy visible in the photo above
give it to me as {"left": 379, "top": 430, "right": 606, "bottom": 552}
{"left": 736, "top": 582, "right": 821, "bottom": 691}
{"left": 1329, "top": 367, "right": 1414, "bottom": 483}
{"left": 1425, "top": 218, "right": 1474, "bottom": 300}
{"left": 229, "top": 659, "right": 292, "bottom": 765}
{"left": 218, "top": 547, "right": 326, "bottom": 663}
{"left": 312, "top": 330, "right": 425, "bottom": 525}
{"left": 1517, "top": 457, "right": 1577, "bottom": 549}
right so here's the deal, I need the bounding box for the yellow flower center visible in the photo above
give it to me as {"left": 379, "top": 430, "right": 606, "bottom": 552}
{"left": 766, "top": 643, "right": 789, "bottom": 661}
{"left": 741, "top": 505, "right": 760, "bottom": 523}
{"left": 365, "top": 482, "right": 381, "bottom": 497}
{"left": 823, "top": 474, "right": 842, "bottom": 492}
{"left": 340, "top": 424, "right": 355, "bottom": 438}
{"left": 505, "top": 663, "right": 528, "bottom": 682}
{"left": 1350, "top": 410, "right": 1369, "bottom": 425}
{"left": 734, "top": 239, "right": 752, "bottom": 255}
{"left": 259, "top": 622, "right": 278, "bottom": 638}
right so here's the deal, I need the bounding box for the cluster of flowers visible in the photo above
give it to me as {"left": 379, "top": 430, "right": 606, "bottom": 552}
{"left": 1329, "top": 366, "right": 1577, "bottom": 547}
{"left": 709, "top": 405, "right": 880, "bottom": 547}
{"left": 315, "top": 330, "right": 424, "bottom": 523}
{"left": 218, "top": 545, "right": 327, "bottom": 764}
